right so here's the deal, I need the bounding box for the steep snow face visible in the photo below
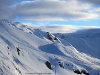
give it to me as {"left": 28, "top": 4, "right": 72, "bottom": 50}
{"left": 0, "top": 19, "right": 100, "bottom": 75}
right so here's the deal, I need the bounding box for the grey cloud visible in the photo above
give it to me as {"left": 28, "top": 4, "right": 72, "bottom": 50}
{"left": 79, "top": 0, "right": 100, "bottom": 5}
{"left": 75, "top": 28, "right": 100, "bottom": 34}
{"left": 0, "top": 0, "right": 16, "bottom": 20}
{"left": 11, "top": 0, "right": 99, "bottom": 21}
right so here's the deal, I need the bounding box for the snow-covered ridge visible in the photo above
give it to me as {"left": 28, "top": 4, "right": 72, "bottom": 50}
{"left": 0, "top": 19, "right": 100, "bottom": 75}
{"left": 55, "top": 28, "right": 100, "bottom": 59}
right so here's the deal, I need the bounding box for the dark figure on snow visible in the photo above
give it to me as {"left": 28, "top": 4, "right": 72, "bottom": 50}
{"left": 16, "top": 47, "right": 20, "bottom": 56}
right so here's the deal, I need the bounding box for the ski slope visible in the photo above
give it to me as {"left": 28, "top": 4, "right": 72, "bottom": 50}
{"left": 0, "top": 19, "right": 100, "bottom": 75}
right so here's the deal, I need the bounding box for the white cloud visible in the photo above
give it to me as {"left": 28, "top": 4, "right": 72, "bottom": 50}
{"left": 22, "top": 22, "right": 79, "bottom": 33}
{"left": 92, "top": 8, "right": 100, "bottom": 13}
{"left": 89, "top": 8, "right": 100, "bottom": 19}
{"left": 79, "top": 26, "right": 100, "bottom": 29}
{"left": 22, "top": 22, "right": 100, "bottom": 33}
{"left": 10, "top": 0, "right": 99, "bottom": 21}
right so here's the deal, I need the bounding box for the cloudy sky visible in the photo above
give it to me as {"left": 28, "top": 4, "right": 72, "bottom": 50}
{"left": 0, "top": 0, "right": 100, "bottom": 33}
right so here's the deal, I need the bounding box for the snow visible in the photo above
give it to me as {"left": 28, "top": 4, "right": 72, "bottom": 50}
{"left": 0, "top": 19, "right": 100, "bottom": 75}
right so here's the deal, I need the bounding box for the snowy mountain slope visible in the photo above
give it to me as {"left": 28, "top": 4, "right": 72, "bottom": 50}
{"left": 55, "top": 29, "right": 100, "bottom": 59}
{"left": 0, "top": 19, "right": 100, "bottom": 75}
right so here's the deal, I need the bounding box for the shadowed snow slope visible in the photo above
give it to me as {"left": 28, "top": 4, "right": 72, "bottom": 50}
{"left": 0, "top": 19, "right": 100, "bottom": 75}
{"left": 55, "top": 29, "right": 100, "bottom": 59}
